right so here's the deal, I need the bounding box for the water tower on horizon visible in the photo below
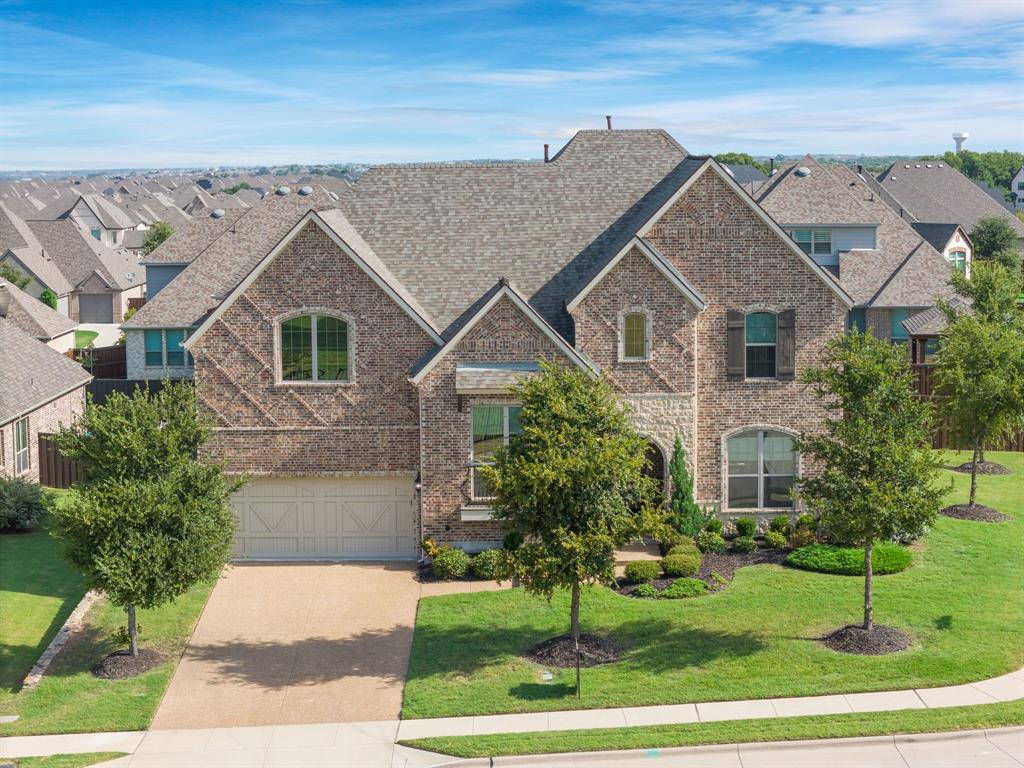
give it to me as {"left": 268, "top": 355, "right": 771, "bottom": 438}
{"left": 953, "top": 132, "right": 969, "bottom": 153}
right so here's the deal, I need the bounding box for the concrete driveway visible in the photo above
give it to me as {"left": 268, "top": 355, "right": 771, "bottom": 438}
{"left": 151, "top": 562, "right": 422, "bottom": 729}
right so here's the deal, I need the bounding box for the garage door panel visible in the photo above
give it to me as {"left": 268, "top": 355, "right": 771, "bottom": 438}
{"left": 79, "top": 294, "right": 114, "bottom": 323}
{"left": 232, "top": 477, "right": 416, "bottom": 560}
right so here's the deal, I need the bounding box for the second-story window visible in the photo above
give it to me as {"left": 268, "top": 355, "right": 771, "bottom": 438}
{"left": 471, "top": 405, "right": 521, "bottom": 500}
{"left": 280, "top": 314, "right": 350, "bottom": 382}
{"left": 144, "top": 329, "right": 193, "bottom": 367}
{"left": 947, "top": 250, "right": 967, "bottom": 274}
{"left": 745, "top": 312, "right": 777, "bottom": 378}
{"left": 791, "top": 229, "right": 831, "bottom": 256}
{"left": 622, "top": 312, "right": 648, "bottom": 360}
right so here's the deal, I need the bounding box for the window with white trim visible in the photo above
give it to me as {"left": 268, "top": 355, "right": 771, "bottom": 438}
{"left": 14, "top": 417, "right": 29, "bottom": 476}
{"left": 790, "top": 229, "right": 832, "bottom": 256}
{"left": 471, "top": 405, "right": 521, "bottom": 500}
{"left": 946, "top": 250, "right": 967, "bottom": 274}
{"left": 745, "top": 312, "right": 777, "bottom": 378}
{"left": 280, "top": 314, "right": 349, "bottom": 382}
{"left": 622, "top": 312, "right": 648, "bottom": 360}
{"left": 727, "top": 430, "right": 796, "bottom": 509}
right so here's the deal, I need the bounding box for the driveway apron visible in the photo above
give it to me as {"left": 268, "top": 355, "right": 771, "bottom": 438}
{"left": 151, "top": 562, "right": 421, "bottom": 729}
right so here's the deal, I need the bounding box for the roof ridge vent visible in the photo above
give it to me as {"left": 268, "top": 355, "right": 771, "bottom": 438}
{"left": 211, "top": 208, "right": 225, "bottom": 219}
{"left": 794, "top": 166, "right": 811, "bottom": 177}
{"left": 298, "top": 185, "right": 313, "bottom": 196}
{"left": 276, "top": 186, "right": 291, "bottom": 196}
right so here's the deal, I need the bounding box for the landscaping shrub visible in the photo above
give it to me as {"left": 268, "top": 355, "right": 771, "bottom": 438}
{"left": 631, "top": 583, "right": 658, "bottom": 598}
{"left": 657, "top": 526, "right": 690, "bottom": 556}
{"left": 731, "top": 535, "right": 757, "bottom": 553}
{"left": 472, "top": 548, "right": 510, "bottom": 581}
{"left": 769, "top": 515, "right": 791, "bottom": 535}
{"left": 786, "top": 542, "right": 912, "bottom": 576}
{"left": 667, "top": 539, "right": 698, "bottom": 557}
{"left": 704, "top": 517, "right": 723, "bottom": 534}
{"left": 796, "top": 513, "right": 817, "bottom": 531}
{"left": 695, "top": 530, "right": 726, "bottom": 554}
{"left": 432, "top": 547, "right": 471, "bottom": 580}
{"left": 734, "top": 517, "right": 757, "bottom": 537}
{"left": 661, "top": 551, "right": 701, "bottom": 578}
{"left": 788, "top": 527, "right": 816, "bottom": 548}
{"left": 659, "top": 578, "right": 707, "bottom": 599}
{"left": 0, "top": 477, "right": 51, "bottom": 531}
{"left": 623, "top": 559, "right": 662, "bottom": 584}
{"left": 763, "top": 530, "right": 788, "bottom": 549}
{"left": 420, "top": 537, "right": 441, "bottom": 559}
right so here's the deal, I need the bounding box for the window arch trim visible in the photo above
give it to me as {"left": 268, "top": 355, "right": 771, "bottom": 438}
{"left": 720, "top": 425, "right": 801, "bottom": 511}
{"left": 618, "top": 307, "right": 652, "bottom": 362}
{"left": 274, "top": 308, "right": 354, "bottom": 385}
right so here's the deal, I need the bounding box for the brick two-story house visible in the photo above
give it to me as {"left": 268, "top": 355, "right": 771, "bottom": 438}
{"left": 150, "top": 130, "right": 852, "bottom": 561}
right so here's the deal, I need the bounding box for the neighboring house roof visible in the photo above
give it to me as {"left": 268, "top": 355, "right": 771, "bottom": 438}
{"left": 910, "top": 222, "right": 964, "bottom": 253}
{"left": 0, "top": 203, "right": 74, "bottom": 295}
{"left": 756, "top": 156, "right": 878, "bottom": 226}
{"left": 78, "top": 193, "right": 138, "bottom": 229}
{"left": 722, "top": 163, "right": 768, "bottom": 184}
{"left": 0, "top": 280, "right": 77, "bottom": 340}
{"left": 876, "top": 162, "right": 1024, "bottom": 237}
{"left": 142, "top": 208, "right": 246, "bottom": 265}
{"left": 0, "top": 318, "right": 91, "bottom": 425}
{"left": 26, "top": 219, "right": 144, "bottom": 290}
{"left": 124, "top": 187, "right": 340, "bottom": 329}
{"left": 975, "top": 180, "right": 1012, "bottom": 212}
{"left": 902, "top": 298, "right": 969, "bottom": 337}
{"left": 123, "top": 230, "right": 146, "bottom": 249}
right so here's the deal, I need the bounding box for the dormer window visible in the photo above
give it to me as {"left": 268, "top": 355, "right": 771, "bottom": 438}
{"left": 790, "top": 229, "right": 831, "bottom": 256}
{"left": 947, "top": 250, "right": 967, "bottom": 274}
{"left": 280, "top": 313, "right": 350, "bottom": 382}
{"left": 620, "top": 311, "right": 650, "bottom": 361}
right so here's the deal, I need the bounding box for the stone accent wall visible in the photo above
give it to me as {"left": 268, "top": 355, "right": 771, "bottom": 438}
{"left": 0, "top": 387, "right": 86, "bottom": 483}
{"left": 418, "top": 295, "right": 572, "bottom": 548}
{"left": 645, "top": 171, "right": 847, "bottom": 510}
{"left": 192, "top": 224, "right": 433, "bottom": 487}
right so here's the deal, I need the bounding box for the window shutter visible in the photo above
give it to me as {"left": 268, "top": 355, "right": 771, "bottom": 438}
{"left": 726, "top": 310, "right": 744, "bottom": 380}
{"left": 777, "top": 309, "right": 796, "bottom": 380}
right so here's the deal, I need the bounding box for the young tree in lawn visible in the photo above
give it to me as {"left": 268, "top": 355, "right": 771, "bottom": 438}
{"left": 796, "top": 331, "right": 942, "bottom": 633}
{"left": 667, "top": 435, "right": 705, "bottom": 536}
{"left": 52, "top": 382, "right": 237, "bottom": 656}
{"left": 482, "top": 361, "right": 659, "bottom": 658}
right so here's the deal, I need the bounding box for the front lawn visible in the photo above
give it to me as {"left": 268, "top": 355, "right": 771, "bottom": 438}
{"left": 402, "top": 451, "right": 1024, "bottom": 719}
{"left": 0, "top": 520, "right": 86, "bottom": 691}
{"left": 15, "top": 753, "right": 126, "bottom": 768}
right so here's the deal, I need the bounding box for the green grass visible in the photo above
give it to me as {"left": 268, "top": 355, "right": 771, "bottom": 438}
{"left": 16, "top": 753, "right": 126, "bottom": 768}
{"left": 0, "top": 521, "right": 87, "bottom": 691}
{"left": 73, "top": 330, "right": 99, "bottom": 349}
{"left": 0, "top": 500, "right": 216, "bottom": 736}
{"left": 404, "top": 700, "right": 1024, "bottom": 758}
{"left": 402, "top": 451, "right": 1024, "bottom": 719}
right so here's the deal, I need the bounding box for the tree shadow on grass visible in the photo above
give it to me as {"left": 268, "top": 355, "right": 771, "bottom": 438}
{"left": 509, "top": 682, "right": 577, "bottom": 701}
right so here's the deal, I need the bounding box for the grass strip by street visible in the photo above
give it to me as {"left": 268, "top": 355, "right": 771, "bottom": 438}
{"left": 14, "top": 753, "right": 126, "bottom": 768}
{"left": 402, "top": 452, "right": 1024, "bottom": 719}
{"left": 402, "top": 700, "right": 1024, "bottom": 758}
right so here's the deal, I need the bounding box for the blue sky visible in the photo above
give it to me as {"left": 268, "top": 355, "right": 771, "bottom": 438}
{"left": 1, "top": 0, "right": 1022, "bottom": 169}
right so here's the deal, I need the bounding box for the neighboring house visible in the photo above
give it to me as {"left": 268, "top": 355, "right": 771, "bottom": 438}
{"left": 911, "top": 222, "right": 972, "bottom": 276}
{"left": 1, "top": 201, "right": 74, "bottom": 316}
{"left": 0, "top": 318, "right": 91, "bottom": 483}
{"left": 756, "top": 157, "right": 958, "bottom": 346}
{"left": 875, "top": 161, "right": 1024, "bottom": 248}
{"left": 146, "top": 130, "right": 853, "bottom": 560}
{"left": 0, "top": 281, "right": 78, "bottom": 353}
{"left": 1012, "top": 166, "right": 1024, "bottom": 211}
{"left": 53, "top": 193, "right": 147, "bottom": 249}
{"left": 25, "top": 219, "right": 145, "bottom": 323}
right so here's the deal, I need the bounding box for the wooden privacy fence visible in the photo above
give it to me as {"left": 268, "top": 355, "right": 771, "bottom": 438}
{"left": 127, "top": 297, "right": 147, "bottom": 312}
{"left": 86, "top": 378, "right": 175, "bottom": 406}
{"left": 37, "top": 434, "right": 79, "bottom": 489}
{"left": 69, "top": 344, "right": 127, "bottom": 379}
{"left": 911, "top": 363, "right": 1024, "bottom": 452}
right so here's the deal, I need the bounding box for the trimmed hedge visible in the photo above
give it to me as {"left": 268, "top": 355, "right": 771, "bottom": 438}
{"left": 472, "top": 548, "right": 510, "bottom": 581}
{"left": 659, "top": 578, "right": 708, "bottom": 599}
{"left": 763, "top": 530, "right": 788, "bottom": 549}
{"left": 624, "top": 560, "right": 662, "bottom": 584}
{"left": 734, "top": 517, "right": 757, "bottom": 537}
{"left": 731, "top": 535, "right": 756, "bottom": 553}
{"left": 661, "top": 551, "right": 701, "bottom": 578}
{"left": 433, "top": 547, "right": 471, "bottom": 580}
{"left": 695, "top": 530, "right": 726, "bottom": 554}
{"left": 786, "top": 543, "right": 912, "bottom": 576}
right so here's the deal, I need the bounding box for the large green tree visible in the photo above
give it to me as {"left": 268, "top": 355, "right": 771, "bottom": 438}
{"left": 142, "top": 221, "right": 174, "bottom": 256}
{"left": 482, "top": 361, "right": 658, "bottom": 654}
{"left": 970, "top": 216, "right": 1020, "bottom": 263}
{"left": 0, "top": 262, "right": 31, "bottom": 290}
{"left": 796, "top": 332, "right": 941, "bottom": 632}
{"left": 53, "top": 383, "right": 237, "bottom": 656}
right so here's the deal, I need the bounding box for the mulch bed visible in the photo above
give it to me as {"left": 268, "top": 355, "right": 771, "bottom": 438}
{"left": 525, "top": 634, "right": 620, "bottom": 668}
{"left": 617, "top": 547, "right": 790, "bottom": 597}
{"left": 822, "top": 624, "right": 912, "bottom": 655}
{"left": 949, "top": 461, "right": 1011, "bottom": 476}
{"left": 940, "top": 504, "right": 1009, "bottom": 523}
{"left": 91, "top": 648, "right": 165, "bottom": 679}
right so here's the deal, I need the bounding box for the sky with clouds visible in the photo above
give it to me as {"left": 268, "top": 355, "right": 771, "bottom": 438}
{"left": 1, "top": 0, "right": 1022, "bottom": 169}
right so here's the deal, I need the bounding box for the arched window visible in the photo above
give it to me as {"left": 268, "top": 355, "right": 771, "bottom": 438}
{"left": 745, "top": 312, "right": 777, "bottom": 378}
{"left": 622, "top": 312, "right": 648, "bottom": 360}
{"left": 727, "top": 429, "right": 796, "bottom": 509}
{"left": 947, "top": 250, "right": 967, "bottom": 274}
{"left": 280, "top": 313, "right": 349, "bottom": 382}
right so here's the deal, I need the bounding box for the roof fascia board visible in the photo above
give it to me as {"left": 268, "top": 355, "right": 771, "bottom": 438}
{"left": 566, "top": 236, "right": 706, "bottom": 312}
{"left": 409, "top": 285, "right": 595, "bottom": 386}
{"left": 185, "top": 210, "right": 442, "bottom": 350}
{"left": 637, "top": 160, "right": 854, "bottom": 308}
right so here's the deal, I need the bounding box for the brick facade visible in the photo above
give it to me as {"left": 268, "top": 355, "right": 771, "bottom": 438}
{"left": 0, "top": 387, "right": 85, "bottom": 483}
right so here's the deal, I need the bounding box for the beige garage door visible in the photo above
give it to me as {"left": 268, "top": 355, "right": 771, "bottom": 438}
{"left": 231, "top": 477, "right": 417, "bottom": 560}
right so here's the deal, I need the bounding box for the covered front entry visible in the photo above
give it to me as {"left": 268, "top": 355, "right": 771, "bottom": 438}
{"left": 78, "top": 293, "right": 114, "bottom": 323}
{"left": 231, "top": 477, "right": 417, "bottom": 560}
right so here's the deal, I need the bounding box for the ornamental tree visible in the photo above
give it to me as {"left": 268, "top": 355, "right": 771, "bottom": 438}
{"left": 482, "top": 361, "right": 659, "bottom": 652}
{"left": 667, "top": 435, "right": 705, "bottom": 537}
{"left": 52, "top": 382, "right": 237, "bottom": 656}
{"left": 796, "top": 331, "right": 942, "bottom": 632}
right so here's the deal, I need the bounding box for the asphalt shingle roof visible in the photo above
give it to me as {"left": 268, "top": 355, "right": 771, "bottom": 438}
{"left": 26, "top": 219, "right": 144, "bottom": 290}
{"left": 0, "top": 281, "right": 76, "bottom": 340}
{"left": 757, "top": 156, "right": 878, "bottom": 226}
{"left": 142, "top": 208, "right": 247, "bottom": 264}
{"left": 0, "top": 318, "right": 91, "bottom": 425}
{"left": 910, "top": 222, "right": 962, "bottom": 254}
{"left": 0, "top": 203, "right": 74, "bottom": 295}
